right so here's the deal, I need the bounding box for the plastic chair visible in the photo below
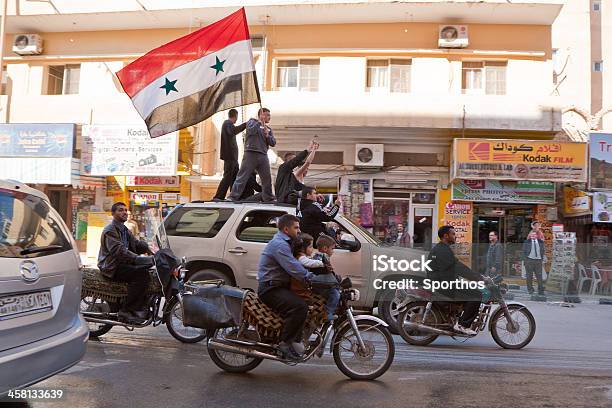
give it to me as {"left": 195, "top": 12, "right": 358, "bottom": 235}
{"left": 577, "top": 264, "right": 592, "bottom": 294}
{"left": 590, "top": 264, "right": 603, "bottom": 296}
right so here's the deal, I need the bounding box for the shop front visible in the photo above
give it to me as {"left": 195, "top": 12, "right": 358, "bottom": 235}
{"left": 446, "top": 138, "right": 588, "bottom": 278}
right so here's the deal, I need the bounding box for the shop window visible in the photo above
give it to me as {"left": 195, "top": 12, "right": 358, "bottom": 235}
{"left": 46, "top": 64, "right": 81, "bottom": 95}
{"left": 237, "top": 210, "right": 287, "bottom": 243}
{"left": 366, "top": 59, "right": 411, "bottom": 93}
{"left": 462, "top": 61, "right": 506, "bottom": 95}
{"left": 276, "top": 59, "right": 319, "bottom": 91}
{"left": 164, "top": 207, "right": 234, "bottom": 238}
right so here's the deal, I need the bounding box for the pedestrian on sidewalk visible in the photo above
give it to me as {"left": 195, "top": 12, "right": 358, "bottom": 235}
{"left": 485, "top": 230, "right": 503, "bottom": 276}
{"left": 213, "top": 109, "right": 247, "bottom": 200}
{"left": 229, "top": 107, "right": 276, "bottom": 202}
{"left": 275, "top": 139, "right": 319, "bottom": 204}
{"left": 522, "top": 231, "right": 545, "bottom": 295}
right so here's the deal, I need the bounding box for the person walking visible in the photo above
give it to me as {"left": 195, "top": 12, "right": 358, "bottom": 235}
{"left": 485, "top": 230, "right": 503, "bottom": 276}
{"left": 213, "top": 109, "right": 247, "bottom": 200}
{"left": 229, "top": 108, "right": 276, "bottom": 202}
{"left": 522, "top": 231, "right": 545, "bottom": 295}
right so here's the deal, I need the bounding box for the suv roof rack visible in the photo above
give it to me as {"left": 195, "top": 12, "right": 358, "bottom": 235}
{"left": 189, "top": 200, "right": 296, "bottom": 208}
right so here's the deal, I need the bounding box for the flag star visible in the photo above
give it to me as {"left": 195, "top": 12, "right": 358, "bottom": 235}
{"left": 210, "top": 56, "right": 226, "bottom": 75}
{"left": 160, "top": 77, "right": 178, "bottom": 95}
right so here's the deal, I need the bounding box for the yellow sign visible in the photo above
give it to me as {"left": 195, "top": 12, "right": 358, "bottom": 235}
{"left": 437, "top": 188, "right": 472, "bottom": 267}
{"left": 563, "top": 186, "right": 591, "bottom": 215}
{"left": 86, "top": 212, "right": 113, "bottom": 259}
{"left": 453, "top": 139, "right": 588, "bottom": 182}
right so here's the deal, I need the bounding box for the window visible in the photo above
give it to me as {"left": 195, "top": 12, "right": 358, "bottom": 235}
{"left": 593, "top": 0, "right": 601, "bottom": 11}
{"left": 164, "top": 207, "right": 234, "bottom": 238}
{"left": 367, "top": 59, "right": 411, "bottom": 92}
{"left": 594, "top": 61, "right": 603, "bottom": 72}
{"left": 251, "top": 36, "right": 265, "bottom": 51}
{"left": 46, "top": 64, "right": 81, "bottom": 95}
{"left": 462, "top": 61, "right": 506, "bottom": 95}
{"left": 276, "top": 59, "right": 319, "bottom": 91}
{"left": 237, "top": 210, "right": 287, "bottom": 243}
{"left": 0, "top": 189, "right": 72, "bottom": 258}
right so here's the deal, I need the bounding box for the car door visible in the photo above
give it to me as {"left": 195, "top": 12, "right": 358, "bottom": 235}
{"left": 223, "top": 208, "right": 288, "bottom": 289}
{"left": 329, "top": 219, "right": 371, "bottom": 307}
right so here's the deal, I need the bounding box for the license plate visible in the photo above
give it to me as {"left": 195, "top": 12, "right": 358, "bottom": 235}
{"left": 0, "top": 290, "right": 53, "bottom": 320}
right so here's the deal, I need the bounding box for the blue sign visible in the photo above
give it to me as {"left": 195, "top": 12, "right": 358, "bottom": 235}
{"left": 0, "top": 124, "right": 75, "bottom": 157}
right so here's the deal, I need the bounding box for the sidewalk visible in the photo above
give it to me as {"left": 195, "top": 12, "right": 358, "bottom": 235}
{"left": 507, "top": 285, "right": 612, "bottom": 305}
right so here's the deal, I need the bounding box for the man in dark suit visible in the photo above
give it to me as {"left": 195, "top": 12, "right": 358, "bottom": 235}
{"left": 485, "top": 230, "right": 503, "bottom": 276}
{"left": 213, "top": 109, "right": 246, "bottom": 200}
{"left": 522, "top": 231, "right": 545, "bottom": 295}
{"left": 98, "top": 202, "right": 153, "bottom": 323}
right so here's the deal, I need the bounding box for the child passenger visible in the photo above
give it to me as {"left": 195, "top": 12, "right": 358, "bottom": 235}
{"left": 292, "top": 234, "right": 341, "bottom": 321}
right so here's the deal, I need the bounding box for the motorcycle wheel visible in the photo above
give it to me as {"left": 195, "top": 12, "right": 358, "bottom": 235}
{"left": 397, "top": 301, "right": 439, "bottom": 346}
{"left": 332, "top": 320, "right": 395, "bottom": 380}
{"left": 80, "top": 296, "right": 113, "bottom": 338}
{"left": 207, "top": 327, "right": 263, "bottom": 373}
{"left": 165, "top": 298, "right": 207, "bottom": 344}
{"left": 490, "top": 304, "right": 536, "bottom": 349}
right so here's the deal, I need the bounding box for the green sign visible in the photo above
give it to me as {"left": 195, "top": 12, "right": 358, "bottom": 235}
{"left": 452, "top": 180, "right": 555, "bottom": 204}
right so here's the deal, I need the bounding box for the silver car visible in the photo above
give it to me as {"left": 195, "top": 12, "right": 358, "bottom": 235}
{"left": 0, "top": 180, "right": 88, "bottom": 395}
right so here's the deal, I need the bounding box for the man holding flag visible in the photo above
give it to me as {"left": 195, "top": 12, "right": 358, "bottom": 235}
{"left": 228, "top": 107, "right": 276, "bottom": 202}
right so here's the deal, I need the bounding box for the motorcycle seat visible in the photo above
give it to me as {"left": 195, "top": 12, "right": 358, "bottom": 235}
{"left": 81, "top": 267, "right": 162, "bottom": 304}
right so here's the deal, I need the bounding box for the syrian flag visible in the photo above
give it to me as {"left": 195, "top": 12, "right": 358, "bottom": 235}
{"left": 116, "top": 8, "right": 260, "bottom": 138}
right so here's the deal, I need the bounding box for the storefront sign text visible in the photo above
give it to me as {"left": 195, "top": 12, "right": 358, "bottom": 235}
{"left": 590, "top": 133, "right": 612, "bottom": 190}
{"left": 0, "top": 124, "right": 74, "bottom": 157}
{"left": 452, "top": 139, "right": 587, "bottom": 183}
{"left": 452, "top": 180, "right": 555, "bottom": 204}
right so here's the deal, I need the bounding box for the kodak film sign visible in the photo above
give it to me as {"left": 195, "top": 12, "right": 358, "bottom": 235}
{"left": 452, "top": 139, "right": 587, "bottom": 183}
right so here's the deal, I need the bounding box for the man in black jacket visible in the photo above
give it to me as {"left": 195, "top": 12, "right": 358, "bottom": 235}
{"left": 98, "top": 202, "right": 153, "bottom": 323}
{"left": 427, "top": 225, "right": 487, "bottom": 336}
{"left": 213, "top": 109, "right": 247, "bottom": 200}
{"left": 297, "top": 186, "right": 340, "bottom": 240}
{"left": 485, "top": 230, "right": 503, "bottom": 276}
{"left": 275, "top": 140, "right": 318, "bottom": 204}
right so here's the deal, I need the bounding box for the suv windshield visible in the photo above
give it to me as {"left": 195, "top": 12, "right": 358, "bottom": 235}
{"left": 0, "top": 188, "right": 72, "bottom": 258}
{"left": 339, "top": 215, "right": 381, "bottom": 246}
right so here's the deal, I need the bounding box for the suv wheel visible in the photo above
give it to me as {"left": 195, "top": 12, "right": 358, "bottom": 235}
{"left": 379, "top": 291, "right": 401, "bottom": 334}
{"left": 188, "top": 269, "right": 231, "bottom": 286}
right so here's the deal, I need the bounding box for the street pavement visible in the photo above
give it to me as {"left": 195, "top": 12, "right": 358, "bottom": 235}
{"left": 4, "top": 301, "right": 612, "bottom": 408}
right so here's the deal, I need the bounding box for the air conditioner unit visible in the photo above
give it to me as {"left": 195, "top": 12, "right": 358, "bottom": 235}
{"left": 355, "top": 144, "right": 384, "bottom": 167}
{"left": 438, "top": 25, "right": 468, "bottom": 49}
{"left": 13, "top": 34, "right": 43, "bottom": 55}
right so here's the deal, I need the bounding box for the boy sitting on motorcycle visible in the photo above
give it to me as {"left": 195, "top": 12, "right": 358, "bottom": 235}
{"left": 292, "top": 234, "right": 341, "bottom": 322}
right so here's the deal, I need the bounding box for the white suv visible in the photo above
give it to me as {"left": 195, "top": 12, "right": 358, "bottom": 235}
{"left": 0, "top": 180, "right": 88, "bottom": 395}
{"left": 164, "top": 201, "right": 428, "bottom": 327}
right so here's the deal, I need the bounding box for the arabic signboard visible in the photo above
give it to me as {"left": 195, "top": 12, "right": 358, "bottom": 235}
{"left": 563, "top": 186, "right": 591, "bottom": 216}
{"left": 452, "top": 180, "right": 555, "bottom": 204}
{"left": 82, "top": 125, "right": 178, "bottom": 176}
{"left": 593, "top": 192, "right": 612, "bottom": 223}
{"left": 0, "top": 124, "right": 74, "bottom": 157}
{"left": 126, "top": 176, "right": 180, "bottom": 187}
{"left": 452, "top": 139, "right": 587, "bottom": 182}
{"left": 589, "top": 133, "right": 612, "bottom": 190}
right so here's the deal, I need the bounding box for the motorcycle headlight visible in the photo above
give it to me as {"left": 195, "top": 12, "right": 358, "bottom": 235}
{"left": 350, "top": 289, "right": 361, "bottom": 302}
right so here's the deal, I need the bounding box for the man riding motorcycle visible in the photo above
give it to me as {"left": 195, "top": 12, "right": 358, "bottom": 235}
{"left": 97, "top": 202, "right": 154, "bottom": 323}
{"left": 257, "top": 214, "right": 315, "bottom": 361}
{"left": 427, "top": 225, "right": 491, "bottom": 336}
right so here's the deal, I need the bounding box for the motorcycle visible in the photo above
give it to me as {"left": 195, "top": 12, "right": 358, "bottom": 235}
{"left": 204, "top": 278, "right": 395, "bottom": 380}
{"left": 80, "top": 208, "right": 207, "bottom": 344}
{"left": 396, "top": 275, "right": 536, "bottom": 349}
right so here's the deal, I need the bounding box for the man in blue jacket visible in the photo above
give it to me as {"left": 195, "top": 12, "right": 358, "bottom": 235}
{"left": 229, "top": 107, "right": 276, "bottom": 202}
{"left": 522, "top": 231, "right": 546, "bottom": 295}
{"left": 258, "top": 214, "right": 314, "bottom": 360}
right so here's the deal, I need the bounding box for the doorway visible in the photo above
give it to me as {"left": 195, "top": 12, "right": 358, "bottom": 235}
{"left": 410, "top": 205, "right": 434, "bottom": 251}
{"left": 474, "top": 216, "right": 503, "bottom": 274}
{"left": 47, "top": 188, "right": 71, "bottom": 230}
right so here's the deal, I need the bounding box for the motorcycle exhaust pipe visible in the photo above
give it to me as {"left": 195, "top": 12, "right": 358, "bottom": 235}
{"left": 403, "top": 322, "right": 466, "bottom": 337}
{"left": 208, "top": 339, "right": 286, "bottom": 362}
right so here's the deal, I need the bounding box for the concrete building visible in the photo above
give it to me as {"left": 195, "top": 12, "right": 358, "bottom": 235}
{"left": 0, "top": 0, "right": 568, "bottom": 263}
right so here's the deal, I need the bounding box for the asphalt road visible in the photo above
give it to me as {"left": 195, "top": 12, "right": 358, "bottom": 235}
{"left": 5, "top": 302, "right": 612, "bottom": 408}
